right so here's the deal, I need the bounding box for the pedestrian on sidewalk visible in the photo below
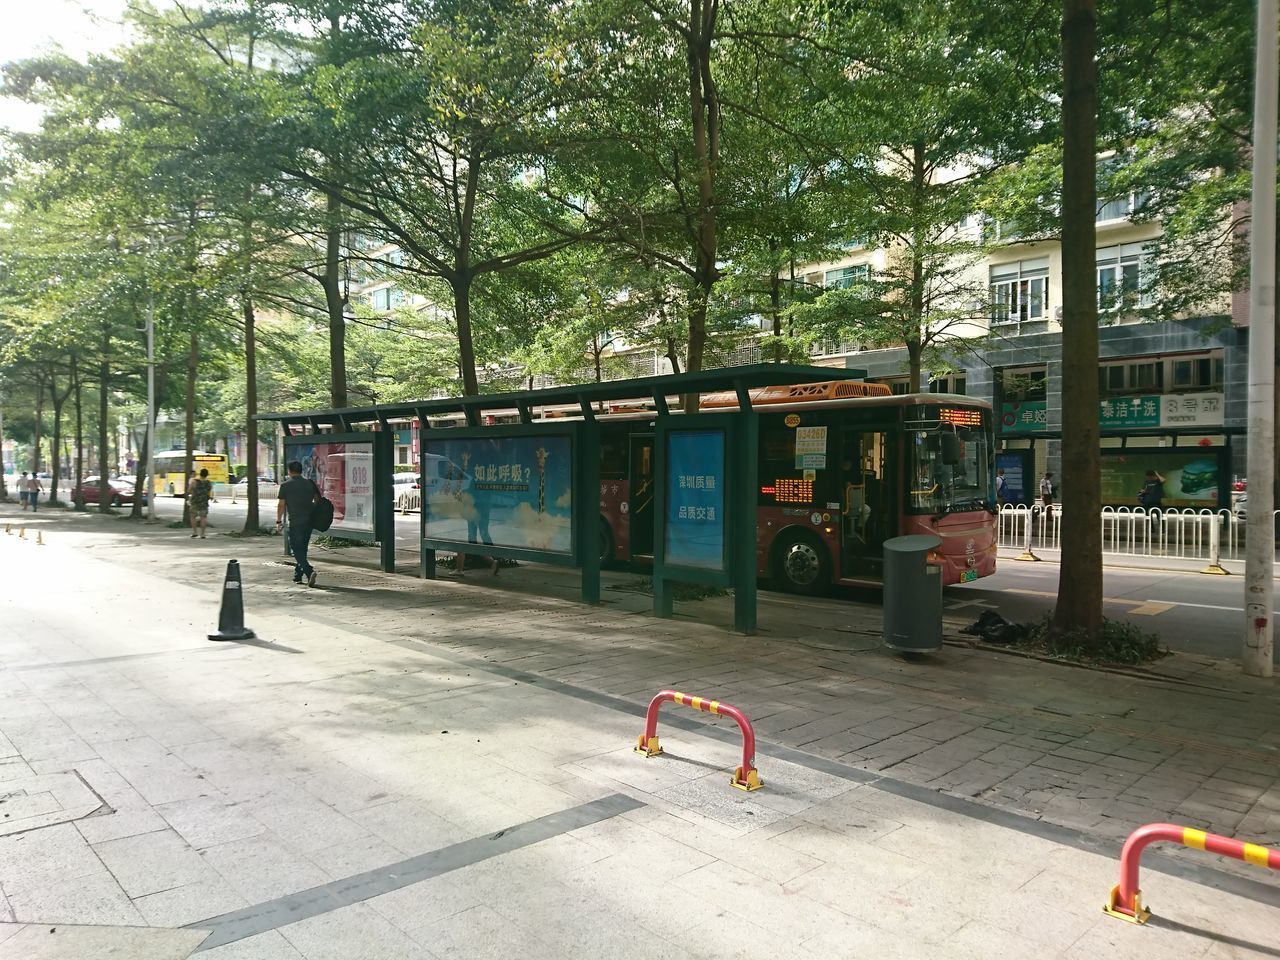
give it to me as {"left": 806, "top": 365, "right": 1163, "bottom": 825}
{"left": 18, "top": 472, "right": 28, "bottom": 510}
{"left": 1039, "top": 471, "right": 1055, "bottom": 521}
{"left": 276, "top": 460, "right": 319, "bottom": 587}
{"left": 25, "top": 472, "right": 43, "bottom": 513}
{"left": 1138, "top": 469, "right": 1165, "bottom": 510}
{"left": 187, "top": 468, "right": 213, "bottom": 539}
{"left": 995, "top": 468, "right": 1008, "bottom": 509}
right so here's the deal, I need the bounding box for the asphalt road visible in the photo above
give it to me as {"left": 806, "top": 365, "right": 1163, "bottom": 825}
{"left": 152, "top": 493, "right": 1270, "bottom": 662}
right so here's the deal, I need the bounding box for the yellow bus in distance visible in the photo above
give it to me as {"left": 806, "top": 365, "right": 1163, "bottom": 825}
{"left": 153, "top": 451, "right": 230, "bottom": 496}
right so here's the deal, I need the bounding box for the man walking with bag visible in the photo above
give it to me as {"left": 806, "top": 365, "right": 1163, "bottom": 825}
{"left": 276, "top": 460, "right": 320, "bottom": 586}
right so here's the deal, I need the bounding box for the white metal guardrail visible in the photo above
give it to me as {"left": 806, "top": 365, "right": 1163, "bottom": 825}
{"left": 997, "top": 504, "right": 1270, "bottom": 566}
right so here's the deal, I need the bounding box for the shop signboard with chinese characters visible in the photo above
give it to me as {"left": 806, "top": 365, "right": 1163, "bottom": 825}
{"left": 664, "top": 428, "right": 727, "bottom": 571}
{"left": 1099, "top": 396, "right": 1162, "bottom": 428}
{"left": 1161, "top": 393, "right": 1224, "bottom": 429}
{"left": 1000, "top": 401, "right": 1048, "bottom": 432}
{"left": 1098, "top": 393, "right": 1225, "bottom": 431}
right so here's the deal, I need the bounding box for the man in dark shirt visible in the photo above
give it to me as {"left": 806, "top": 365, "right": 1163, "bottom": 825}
{"left": 276, "top": 460, "right": 320, "bottom": 586}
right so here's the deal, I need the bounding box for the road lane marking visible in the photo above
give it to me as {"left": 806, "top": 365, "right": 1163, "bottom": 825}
{"left": 1005, "top": 588, "right": 1176, "bottom": 616}
{"left": 1127, "top": 601, "right": 1177, "bottom": 616}
{"left": 999, "top": 589, "right": 1279, "bottom": 617}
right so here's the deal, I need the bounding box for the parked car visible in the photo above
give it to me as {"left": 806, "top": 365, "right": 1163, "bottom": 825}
{"left": 393, "top": 473, "right": 421, "bottom": 511}
{"left": 72, "top": 476, "right": 145, "bottom": 507}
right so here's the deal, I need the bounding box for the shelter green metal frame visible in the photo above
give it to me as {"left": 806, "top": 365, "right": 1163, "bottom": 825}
{"left": 259, "top": 364, "right": 868, "bottom": 630}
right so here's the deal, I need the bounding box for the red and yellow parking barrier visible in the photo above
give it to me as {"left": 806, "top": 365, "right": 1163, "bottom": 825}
{"left": 1104, "top": 822, "right": 1280, "bottom": 923}
{"left": 635, "top": 690, "right": 762, "bottom": 791}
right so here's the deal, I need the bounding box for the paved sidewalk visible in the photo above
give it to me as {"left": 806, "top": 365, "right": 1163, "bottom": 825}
{"left": 0, "top": 507, "right": 1276, "bottom": 958}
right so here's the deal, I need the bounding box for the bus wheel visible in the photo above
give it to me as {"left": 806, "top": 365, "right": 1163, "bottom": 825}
{"left": 599, "top": 521, "right": 614, "bottom": 565}
{"left": 773, "top": 531, "right": 830, "bottom": 595}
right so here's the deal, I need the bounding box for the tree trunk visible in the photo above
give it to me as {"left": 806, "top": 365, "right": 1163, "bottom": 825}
{"left": 243, "top": 294, "right": 260, "bottom": 532}
{"left": 72, "top": 356, "right": 83, "bottom": 509}
{"left": 768, "top": 239, "right": 783, "bottom": 363}
{"left": 682, "top": 0, "right": 721, "bottom": 410}
{"left": 47, "top": 373, "right": 70, "bottom": 503}
{"left": 454, "top": 275, "right": 480, "bottom": 396}
{"left": 1051, "top": 0, "right": 1103, "bottom": 641}
{"left": 183, "top": 331, "right": 199, "bottom": 526}
{"left": 908, "top": 137, "right": 928, "bottom": 395}
{"left": 324, "top": 191, "right": 348, "bottom": 408}
{"left": 32, "top": 372, "right": 44, "bottom": 475}
{"left": 906, "top": 339, "right": 924, "bottom": 393}
{"left": 131, "top": 427, "right": 148, "bottom": 519}
{"left": 98, "top": 330, "right": 110, "bottom": 512}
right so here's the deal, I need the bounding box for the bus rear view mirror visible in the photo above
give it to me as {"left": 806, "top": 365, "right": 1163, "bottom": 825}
{"left": 940, "top": 433, "right": 962, "bottom": 465}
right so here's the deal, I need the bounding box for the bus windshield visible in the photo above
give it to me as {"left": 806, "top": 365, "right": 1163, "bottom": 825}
{"left": 908, "top": 412, "right": 993, "bottom": 515}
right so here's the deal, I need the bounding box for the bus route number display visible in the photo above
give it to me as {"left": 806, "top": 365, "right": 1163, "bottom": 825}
{"left": 774, "top": 478, "right": 814, "bottom": 503}
{"left": 665, "top": 428, "right": 726, "bottom": 571}
{"left": 939, "top": 408, "right": 983, "bottom": 427}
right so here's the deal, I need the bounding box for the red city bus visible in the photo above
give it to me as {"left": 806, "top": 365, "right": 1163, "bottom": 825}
{"left": 597, "top": 380, "right": 997, "bottom": 592}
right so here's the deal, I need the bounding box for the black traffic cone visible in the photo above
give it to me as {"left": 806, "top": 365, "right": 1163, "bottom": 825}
{"left": 208, "top": 559, "right": 256, "bottom": 641}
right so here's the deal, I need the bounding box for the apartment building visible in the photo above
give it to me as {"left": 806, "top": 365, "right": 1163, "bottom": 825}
{"left": 795, "top": 201, "right": 1243, "bottom": 509}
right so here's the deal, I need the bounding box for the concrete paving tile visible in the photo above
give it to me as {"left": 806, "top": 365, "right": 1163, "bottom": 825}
{"left": 93, "top": 828, "right": 211, "bottom": 898}
{"left": 348, "top": 800, "right": 463, "bottom": 857}
{"left": 76, "top": 807, "right": 169, "bottom": 845}
{"left": 656, "top": 776, "right": 793, "bottom": 833}
{"left": 0, "top": 761, "right": 33, "bottom": 785}
{"left": 0, "top": 923, "right": 207, "bottom": 960}
{"left": 155, "top": 794, "right": 266, "bottom": 850}
{"left": 132, "top": 874, "right": 249, "bottom": 927}
{"left": 408, "top": 903, "right": 556, "bottom": 960}
{"left": 0, "top": 822, "right": 102, "bottom": 886}
{"left": 198, "top": 930, "right": 306, "bottom": 960}
{"left": 672, "top": 859, "right": 868, "bottom": 945}
{"left": 282, "top": 901, "right": 439, "bottom": 960}
{"left": 2, "top": 869, "right": 144, "bottom": 926}
{"left": 552, "top": 858, "right": 724, "bottom": 935}
{"left": 199, "top": 834, "right": 331, "bottom": 904}
{"left": 634, "top": 813, "right": 821, "bottom": 884}
{"left": 250, "top": 796, "right": 371, "bottom": 855}
{"left": 366, "top": 871, "right": 492, "bottom": 931}
{"left": 306, "top": 835, "right": 405, "bottom": 881}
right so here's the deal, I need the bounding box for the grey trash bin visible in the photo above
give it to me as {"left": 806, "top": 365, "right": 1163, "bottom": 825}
{"left": 882, "top": 534, "right": 943, "bottom": 654}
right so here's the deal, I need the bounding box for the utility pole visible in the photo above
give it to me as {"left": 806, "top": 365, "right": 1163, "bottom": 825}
{"left": 1244, "top": 0, "right": 1277, "bottom": 677}
{"left": 145, "top": 286, "right": 156, "bottom": 522}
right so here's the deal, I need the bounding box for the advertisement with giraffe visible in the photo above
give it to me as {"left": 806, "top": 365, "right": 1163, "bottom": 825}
{"left": 421, "top": 434, "right": 574, "bottom": 554}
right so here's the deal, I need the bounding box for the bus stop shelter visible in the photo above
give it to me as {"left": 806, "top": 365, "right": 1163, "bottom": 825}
{"left": 258, "top": 364, "right": 867, "bottom": 633}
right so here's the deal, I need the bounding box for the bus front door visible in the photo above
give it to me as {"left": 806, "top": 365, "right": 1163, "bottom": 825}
{"left": 838, "top": 429, "right": 895, "bottom": 578}
{"left": 628, "top": 434, "right": 655, "bottom": 558}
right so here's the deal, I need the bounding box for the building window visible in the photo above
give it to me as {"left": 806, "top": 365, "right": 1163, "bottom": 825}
{"left": 1096, "top": 242, "right": 1154, "bottom": 311}
{"left": 981, "top": 218, "right": 1021, "bottom": 244}
{"left": 1171, "top": 356, "right": 1223, "bottom": 390}
{"left": 823, "top": 264, "right": 869, "bottom": 289}
{"left": 877, "top": 377, "right": 911, "bottom": 395}
{"left": 368, "top": 286, "right": 404, "bottom": 312}
{"left": 1096, "top": 190, "right": 1150, "bottom": 223}
{"left": 1000, "top": 368, "right": 1047, "bottom": 401}
{"left": 397, "top": 446, "right": 409, "bottom": 465}
{"left": 1096, "top": 354, "right": 1222, "bottom": 397}
{"left": 990, "top": 258, "right": 1050, "bottom": 328}
{"left": 929, "top": 374, "right": 966, "bottom": 395}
